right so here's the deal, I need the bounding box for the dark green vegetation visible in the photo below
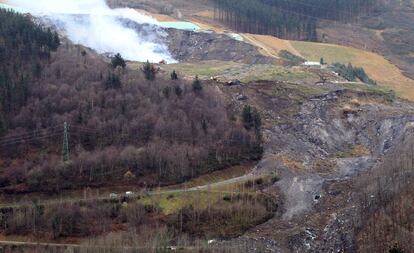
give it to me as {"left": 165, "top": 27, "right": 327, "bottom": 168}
{"left": 0, "top": 8, "right": 60, "bottom": 135}
{"left": 170, "top": 70, "right": 178, "bottom": 80}
{"left": 331, "top": 63, "right": 376, "bottom": 85}
{"left": 389, "top": 245, "right": 404, "bottom": 253}
{"left": 192, "top": 75, "right": 202, "bottom": 92}
{"left": 213, "top": 0, "right": 317, "bottom": 40}
{"left": 0, "top": 9, "right": 262, "bottom": 193}
{"left": 142, "top": 60, "right": 156, "bottom": 81}
{"left": 242, "top": 105, "right": 261, "bottom": 132}
{"left": 213, "top": 0, "right": 380, "bottom": 40}
{"left": 111, "top": 53, "right": 126, "bottom": 69}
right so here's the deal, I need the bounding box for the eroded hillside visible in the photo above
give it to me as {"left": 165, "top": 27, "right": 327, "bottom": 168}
{"left": 0, "top": 1, "right": 413, "bottom": 253}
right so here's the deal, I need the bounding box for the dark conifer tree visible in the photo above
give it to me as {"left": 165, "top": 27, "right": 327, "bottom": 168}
{"left": 171, "top": 70, "right": 178, "bottom": 80}
{"left": 111, "top": 53, "right": 126, "bottom": 69}
{"left": 142, "top": 60, "right": 156, "bottom": 81}
{"left": 0, "top": 8, "right": 60, "bottom": 134}
{"left": 213, "top": 0, "right": 379, "bottom": 41}
{"left": 192, "top": 76, "right": 203, "bottom": 92}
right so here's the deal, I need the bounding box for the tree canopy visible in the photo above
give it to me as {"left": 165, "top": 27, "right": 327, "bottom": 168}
{"left": 0, "top": 8, "right": 60, "bottom": 134}
{"left": 213, "top": 0, "right": 380, "bottom": 40}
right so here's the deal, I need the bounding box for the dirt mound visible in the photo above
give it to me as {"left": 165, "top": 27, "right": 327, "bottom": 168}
{"left": 166, "top": 29, "right": 274, "bottom": 64}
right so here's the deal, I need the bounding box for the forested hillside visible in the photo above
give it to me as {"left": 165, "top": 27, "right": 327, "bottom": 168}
{"left": 0, "top": 9, "right": 262, "bottom": 193}
{"left": 0, "top": 9, "right": 60, "bottom": 135}
{"left": 213, "top": 0, "right": 380, "bottom": 40}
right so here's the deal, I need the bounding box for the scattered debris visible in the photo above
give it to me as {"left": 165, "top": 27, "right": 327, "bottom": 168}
{"left": 226, "top": 79, "right": 241, "bottom": 86}
{"left": 235, "top": 93, "right": 248, "bottom": 101}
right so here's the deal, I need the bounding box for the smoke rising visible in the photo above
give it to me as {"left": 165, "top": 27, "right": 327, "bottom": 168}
{"left": 9, "top": 0, "right": 176, "bottom": 63}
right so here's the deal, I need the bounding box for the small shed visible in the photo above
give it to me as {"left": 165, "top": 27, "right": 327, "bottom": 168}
{"left": 302, "top": 61, "right": 322, "bottom": 68}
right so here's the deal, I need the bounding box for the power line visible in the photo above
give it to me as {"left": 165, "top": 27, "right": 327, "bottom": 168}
{"left": 0, "top": 125, "right": 60, "bottom": 143}
{"left": 0, "top": 132, "right": 62, "bottom": 147}
{"left": 0, "top": 129, "right": 60, "bottom": 145}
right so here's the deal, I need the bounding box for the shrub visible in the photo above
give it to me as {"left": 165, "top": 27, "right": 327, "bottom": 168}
{"left": 142, "top": 60, "right": 157, "bottom": 81}
{"left": 111, "top": 53, "right": 126, "bottom": 69}
{"left": 255, "top": 178, "right": 264, "bottom": 185}
{"left": 242, "top": 105, "right": 261, "bottom": 131}
{"left": 192, "top": 76, "right": 203, "bottom": 92}
{"left": 331, "top": 62, "right": 376, "bottom": 85}
{"left": 223, "top": 195, "right": 232, "bottom": 201}
{"left": 389, "top": 244, "right": 404, "bottom": 253}
{"left": 171, "top": 70, "right": 178, "bottom": 80}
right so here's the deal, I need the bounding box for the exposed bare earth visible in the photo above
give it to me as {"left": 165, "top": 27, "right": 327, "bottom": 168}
{"left": 129, "top": 2, "right": 414, "bottom": 101}
{"left": 241, "top": 34, "right": 303, "bottom": 58}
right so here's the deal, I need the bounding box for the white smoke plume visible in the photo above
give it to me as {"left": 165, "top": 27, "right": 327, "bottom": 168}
{"left": 8, "top": 0, "right": 176, "bottom": 63}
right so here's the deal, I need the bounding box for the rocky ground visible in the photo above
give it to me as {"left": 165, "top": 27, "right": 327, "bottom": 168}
{"left": 215, "top": 79, "right": 414, "bottom": 252}
{"left": 165, "top": 29, "right": 273, "bottom": 64}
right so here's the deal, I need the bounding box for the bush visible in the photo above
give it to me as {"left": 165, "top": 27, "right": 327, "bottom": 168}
{"left": 142, "top": 60, "right": 157, "bottom": 80}
{"left": 171, "top": 70, "right": 178, "bottom": 80}
{"left": 331, "top": 62, "right": 376, "bottom": 85}
{"left": 255, "top": 178, "right": 264, "bottom": 185}
{"left": 389, "top": 245, "right": 404, "bottom": 253}
{"left": 174, "top": 85, "right": 183, "bottom": 96}
{"left": 223, "top": 195, "right": 232, "bottom": 201}
{"left": 111, "top": 53, "right": 126, "bottom": 69}
{"left": 242, "top": 105, "right": 262, "bottom": 131}
{"left": 192, "top": 76, "right": 203, "bottom": 92}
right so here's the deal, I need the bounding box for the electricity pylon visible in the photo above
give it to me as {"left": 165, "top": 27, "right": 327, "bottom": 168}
{"left": 63, "top": 122, "right": 70, "bottom": 162}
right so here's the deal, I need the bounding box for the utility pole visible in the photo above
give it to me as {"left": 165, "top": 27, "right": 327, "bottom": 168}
{"left": 63, "top": 122, "right": 70, "bottom": 162}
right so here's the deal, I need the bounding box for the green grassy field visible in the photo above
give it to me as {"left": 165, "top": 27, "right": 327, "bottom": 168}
{"left": 129, "top": 60, "right": 316, "bottom": 83}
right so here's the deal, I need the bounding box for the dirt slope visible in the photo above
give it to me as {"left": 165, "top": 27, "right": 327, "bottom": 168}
{"left": 217, "top": 80, "right": 414, "bottom": 252}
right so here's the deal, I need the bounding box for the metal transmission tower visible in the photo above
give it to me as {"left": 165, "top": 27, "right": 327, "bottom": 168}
{"left": 62, "top": 122, "right": 70, "bottom": 162}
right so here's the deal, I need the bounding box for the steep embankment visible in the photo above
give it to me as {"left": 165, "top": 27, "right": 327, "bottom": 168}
{"left": 216, "top": 79, "right": 414, "bottom": 252}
